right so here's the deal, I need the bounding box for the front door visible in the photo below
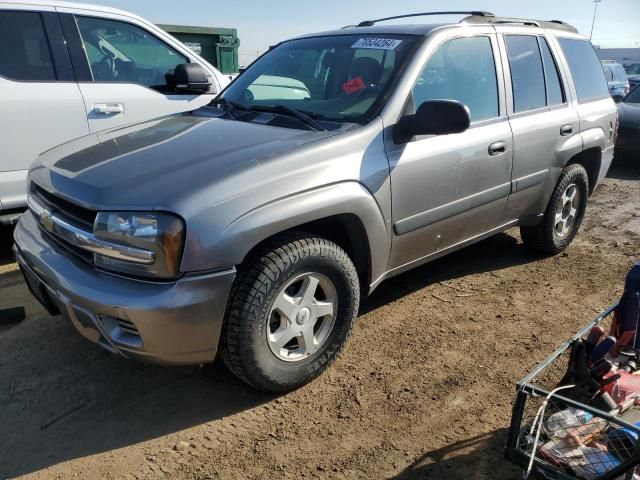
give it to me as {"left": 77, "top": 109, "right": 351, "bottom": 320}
{"left": 386, "top": 33, "right": 513, "bottom": 271}
{"left": 61, "top": 13, "right": 216, "bottom": 134}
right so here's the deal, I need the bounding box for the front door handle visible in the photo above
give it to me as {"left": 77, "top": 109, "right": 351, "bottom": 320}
{"left": 488, "top": 141, "right": 507, "bottom": 156}
{"left": 560, "top": 124, "right": 573, "bottom": 136}
{"left": 93, "top": 103, "right": 124, "bottom": 115}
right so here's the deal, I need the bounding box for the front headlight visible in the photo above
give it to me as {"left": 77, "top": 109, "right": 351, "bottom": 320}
{"left": 93, "top": 211, "right": 185, "bottom": 279}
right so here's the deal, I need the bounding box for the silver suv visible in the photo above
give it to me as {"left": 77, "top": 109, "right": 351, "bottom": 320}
{"left": 14, "top": 12, "right": 617, "bottom": 392}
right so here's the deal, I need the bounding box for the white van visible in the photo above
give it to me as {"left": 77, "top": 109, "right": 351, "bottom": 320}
{"left": 0, "top": 0, "right": 230, "bottom": 224}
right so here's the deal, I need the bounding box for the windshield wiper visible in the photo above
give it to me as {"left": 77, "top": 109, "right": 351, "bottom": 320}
{"left": 210, "top": 98, "right": 248, "bottom": 119}
{"left": 249, "top": 105, "right": 327, "bottom": 132}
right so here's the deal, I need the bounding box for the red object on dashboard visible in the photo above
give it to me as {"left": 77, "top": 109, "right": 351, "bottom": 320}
{"left": 343, "top": 77, "right": 366, "bottom": 95}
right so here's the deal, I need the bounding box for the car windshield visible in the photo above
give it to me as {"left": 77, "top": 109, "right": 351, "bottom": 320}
{"left": 626, "top": 64, "right": 640, "bottom": 75}
{"left": 221, "top": 35, "right": 420, "bottom": 124}
{"left": 625, "top": 85, "right": 640, "bottom": 103}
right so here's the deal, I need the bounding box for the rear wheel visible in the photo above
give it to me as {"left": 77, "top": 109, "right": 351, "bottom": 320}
{"left": 520, "top": 163, "right": 589, "bottom": 255}
{"left": 221, "top": 234, "right": 360, "bottom": 393}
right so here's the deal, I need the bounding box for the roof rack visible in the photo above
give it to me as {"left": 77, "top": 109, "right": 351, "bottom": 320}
{"left": 355, "top": 11, "right": 494, "bottom": 28}
{"left": 462, "top": 14, "right": 578, "bottom": 33}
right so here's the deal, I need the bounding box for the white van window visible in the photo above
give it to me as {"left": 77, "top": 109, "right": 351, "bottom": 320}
{"left": 76, "top": 16, "right": 188, "bottom": 91}
{"left": 0, "top": 11, "right": 56, "bottom": 81}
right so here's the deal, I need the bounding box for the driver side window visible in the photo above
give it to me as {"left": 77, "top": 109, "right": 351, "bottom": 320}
{"left": 412, "top": 36, "right": 499, "bottom": 122}
{"left": 76, "top": 16, "right": 188, "bottom": 90}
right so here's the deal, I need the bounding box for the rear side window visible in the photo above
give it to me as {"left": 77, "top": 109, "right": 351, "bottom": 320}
{"left": 611, "top": 65, "right": 627, "bottom": 82}
{"left": 558, "top": 38, "right": 609, "bottom": 101}
{"left": 539, "top": 38, "right": 565, "bottom": 106}
{"left": 603, "top": 66, "right": 614, "bottom": 82}
{"left": 505, "top": 35, "right": 546, "bottom": 112}
{"left": 412, "top": 36, "right": 499, "bottom": 122}
{"left": 0, "top": 11, "right": 56, "bottom": 81}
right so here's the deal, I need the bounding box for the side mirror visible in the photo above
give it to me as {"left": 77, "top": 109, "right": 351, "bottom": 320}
{"left": 394, "top": 100, "right": 471, "bottom": 143}
{"left": 174, "top": 63, "right": 214, "bottom": 93}
{"left": 612, "top": 94, "right": 624, "bottom": 103}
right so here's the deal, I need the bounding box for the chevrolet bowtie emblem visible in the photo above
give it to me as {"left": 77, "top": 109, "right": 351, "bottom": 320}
{"left": 40, "top": 209, "right": 55, "bottom": 233}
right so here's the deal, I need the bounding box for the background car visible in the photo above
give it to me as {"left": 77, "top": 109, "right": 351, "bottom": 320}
{"left": 616, "top": 84, "right": 640, "bottom": 158}
{"left": 601, "top": 60, "right": 630, "bottom": 100}
{"left": 0, "top": 0, "right": 231, "bottom": 226}
{"left": 625, "top": 63, "right": 640, "bottom": 90}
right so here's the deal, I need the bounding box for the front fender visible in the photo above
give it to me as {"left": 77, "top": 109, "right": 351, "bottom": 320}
{"left": 181, "top": 181, "right": 391, "bottom": 286}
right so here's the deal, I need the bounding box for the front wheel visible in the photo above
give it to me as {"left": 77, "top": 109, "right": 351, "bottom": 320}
{"left": 220, "top": 234, "right": 360, "bottom": 393}
{"left": 520, "top": 163, "right": 589, "bottom": 255}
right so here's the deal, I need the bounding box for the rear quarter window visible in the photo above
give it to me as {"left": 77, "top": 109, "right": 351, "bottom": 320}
{"left": 558, "top": 38, "right": 609, "bottom": 102}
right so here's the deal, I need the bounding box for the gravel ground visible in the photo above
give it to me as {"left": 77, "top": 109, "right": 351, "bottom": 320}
{"left": 0, "top": 160, "right": 638, "bottom": 480}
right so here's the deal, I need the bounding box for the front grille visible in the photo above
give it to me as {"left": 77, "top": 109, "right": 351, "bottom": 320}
{"left": 116, "top": 318, "right": 141, "bottom": 337}
{"left": 30, "top": 183, "right": 96, "bottom": 231}
{"left": 46, "top": 226, "right": 94, "bottom": 264}
{"left": 30, "top": 183, "right": 96, "bottom": 263}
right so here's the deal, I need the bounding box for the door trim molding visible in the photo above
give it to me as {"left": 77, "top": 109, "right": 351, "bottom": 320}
{"left": 393, "top": 182, "right": 511, "bottom": 235}
{"left": 511, "top": 169, "right": 549, "bottom": 193}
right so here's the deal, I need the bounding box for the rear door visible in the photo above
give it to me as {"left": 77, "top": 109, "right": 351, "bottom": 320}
{"left": 0, "top": 6, "right": 88, "bottom": 210}
{"left": 497, "top": 29, "right": 581, "bottom": 222}
{"left": 57, "top": 9, "right": 218, "bottom": 133}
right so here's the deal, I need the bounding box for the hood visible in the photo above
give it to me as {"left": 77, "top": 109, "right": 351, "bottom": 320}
{"left": 30, "top": 111, "right": 342, "bottom": 211}
{"left": 617, "top": 101, "right": 640, "bottom": 126}
{"left": 626, "top": 263, "right": 640, "bottom": 293}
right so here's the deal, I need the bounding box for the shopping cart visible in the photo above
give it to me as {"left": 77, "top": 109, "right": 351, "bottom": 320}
{"left": 506, "top": 304, "right": 640, "bottom": 480}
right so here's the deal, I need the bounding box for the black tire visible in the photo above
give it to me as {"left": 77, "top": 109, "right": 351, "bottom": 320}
{"left": 220, "top": 234, "right": 360, "bottom": 393}
{"left": 520, "top": 163, "right": 589, "bottom": 255}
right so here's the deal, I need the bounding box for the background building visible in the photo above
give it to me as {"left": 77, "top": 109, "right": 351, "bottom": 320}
{"left": 595, "top": 47, "right": 640, "bottom": 66}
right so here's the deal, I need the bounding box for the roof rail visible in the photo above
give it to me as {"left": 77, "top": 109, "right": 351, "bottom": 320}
{"left": 462, "top": 14, "right": 578, "bottom": 33}
{"left": 356, "top": 11, "right": 494, "bottom": 28}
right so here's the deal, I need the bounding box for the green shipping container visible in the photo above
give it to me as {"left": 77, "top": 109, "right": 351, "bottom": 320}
{"left": 158, "top": 24, "right": 240, "bottom": 74}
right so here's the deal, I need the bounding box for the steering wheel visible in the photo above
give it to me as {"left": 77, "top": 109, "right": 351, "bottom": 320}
{"left": 97, "top": 55, "right": 116, "bottom": 81}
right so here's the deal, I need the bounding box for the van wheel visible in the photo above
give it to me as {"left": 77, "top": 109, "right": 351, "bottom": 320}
{"left": 520, "top": 163, "right": 589, "bottom": 255}
{"left": 220, "top": 234, "right": 360, "bottom": 393}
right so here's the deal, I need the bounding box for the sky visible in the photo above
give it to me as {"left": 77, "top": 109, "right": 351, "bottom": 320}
{"left": 79, "top": 0, "right": 639, "bottom": 65}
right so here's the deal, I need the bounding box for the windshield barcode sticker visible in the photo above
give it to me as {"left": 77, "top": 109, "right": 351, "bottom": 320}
{"left": 352, "top": 38, "right": 403, "bottom": 50}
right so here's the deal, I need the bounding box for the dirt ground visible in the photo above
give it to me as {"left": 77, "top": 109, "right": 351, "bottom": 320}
{"left": 0, "top": 160, "right": 638, "bottom": 480}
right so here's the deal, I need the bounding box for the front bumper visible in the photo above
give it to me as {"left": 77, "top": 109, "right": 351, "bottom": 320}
{"left": 14, "top": 210, "right": 236, "bottom": 365}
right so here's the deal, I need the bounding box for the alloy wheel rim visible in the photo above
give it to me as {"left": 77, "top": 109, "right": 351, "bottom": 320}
{"left": 554, "top": 183, "right": 580, "bottom": 239}
{"left": 266, "top": 272, "right": 338, "bottom": 362}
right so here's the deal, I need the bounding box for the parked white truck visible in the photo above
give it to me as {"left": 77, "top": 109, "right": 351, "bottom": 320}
{"left": 0, "top": 0, "right": 230, "bottom": 224}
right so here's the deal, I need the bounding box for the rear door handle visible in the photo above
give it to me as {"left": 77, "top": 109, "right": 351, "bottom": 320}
{"left": 560, "top": 124, "right": 573, "bottom": 136}
{"left": 488, "top": 141, "right": 507, "bottom": 156}
{"left": 93, "top": 103, "right": 124, "bottom": 115}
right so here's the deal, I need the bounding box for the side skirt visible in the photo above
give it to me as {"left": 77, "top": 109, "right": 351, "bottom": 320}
{"left": 368, "top": 214, "right": 543, "bottom": 294}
